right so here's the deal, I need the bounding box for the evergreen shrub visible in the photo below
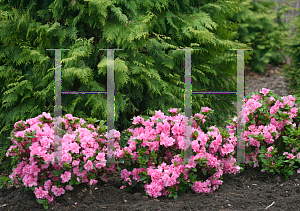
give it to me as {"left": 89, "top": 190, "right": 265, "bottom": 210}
{"left": 0, "top": 0, "right": 251, "bottom": 172}
{"left": 229, "top": 0, "right": 293, "bottom": 73}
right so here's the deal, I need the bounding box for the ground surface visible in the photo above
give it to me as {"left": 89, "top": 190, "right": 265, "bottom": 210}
{"left": 1, "top": 164, "right": 300, "bottom": 211}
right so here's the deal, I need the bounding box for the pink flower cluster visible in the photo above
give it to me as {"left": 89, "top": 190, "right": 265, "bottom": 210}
{"left": 114, "top": 107, "right": 240, "bottom": 198}
{"left": 6, "top": 113, "right": 121, "bottom": 204}
{"left": 225, "top": 88, "right": 300, "bottom": 173}
{"left": 5, "top": 87, "right": 300, "bottom": 205}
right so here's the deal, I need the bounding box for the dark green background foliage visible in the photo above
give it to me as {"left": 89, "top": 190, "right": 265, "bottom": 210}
{"left": 229, "top": 0, "right": 293, "bottom": 73}
{"left": 2, "top": 0, "right": 295, "bottom": 172}
{"left": 281, "top": 9, "right": 300, "bottom": 100}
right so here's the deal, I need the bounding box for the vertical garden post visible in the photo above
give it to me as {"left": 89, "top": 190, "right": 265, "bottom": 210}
{"left": 98, "top": 49, "right": 123, "bottom": 164}
{"left": 176, "top": 48, "right": 201, "bottom": 162}
{"left": 229, "top": 49, "right": 253, "bottom": 164}
{"left": 177, "top": 48, "right": 252, "bottom": 165}
{"left": 46, "top": 48, "right": 70, "bottom": 164}
{"left": 46, "top": 48, "right": 124, "bottom": 164}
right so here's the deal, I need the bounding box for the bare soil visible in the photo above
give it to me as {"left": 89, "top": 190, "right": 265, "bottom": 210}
{"left": 1, "top": 164, "right": 300, "bottom": 211}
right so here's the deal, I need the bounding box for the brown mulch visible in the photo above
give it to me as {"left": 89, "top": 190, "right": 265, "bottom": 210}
{"left": 1, "top": 163, "right": 300, "bottom": 211}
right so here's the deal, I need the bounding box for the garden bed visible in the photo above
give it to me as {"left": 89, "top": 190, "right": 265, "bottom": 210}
{"left": 1, "top": 165, "right": 300, "bottom": 211}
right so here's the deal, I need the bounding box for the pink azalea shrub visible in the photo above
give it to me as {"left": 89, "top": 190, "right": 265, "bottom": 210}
{"left": 224, "top": 88, "right": 300, "bottom": 180}
{"left": 6, "top": 112, "right": 121, "bottom": 207}
{"left": 114, "top": 107, "right": 241, "bottom": 199}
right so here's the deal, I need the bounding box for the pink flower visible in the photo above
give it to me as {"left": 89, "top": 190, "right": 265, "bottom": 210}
{"left": 192, "top": 180, "right": 211, "bottom": 193}
{"left": 147, "top": 169, "right": 162, "bottom": 181}
{"left": 259, "top": 88, "right": 270, "bottom": 96}
{"left": 51, "top": 186, "right": 65, "bottom": 196}
{"left": 62, "top": 152, "right": 73, "bottom": 163}
{"left": 65, "top": 185, "right": 74, "bottom": 191}
{"left": 84, "top": 160, "right": 94, "bottom": 171}
{"left": 249, "top": 138, "right": 260, "bottom": 148}
{"left": 68, "top": 142, "right": 81, "bottom": 154}
{"left": 201, "top": 107, "right": 212, "bottom": 113}
{"left": 22, "top": 175, "right": 38, "bottom": 187}
{"left": 96, "top": 153, "right": 106, "bottom": 161}
{"left": 43, "top": 153, "right": 54, "bottom": 162}
{"left": 88, "top": 179, "right": 98, "bottom": 186}
{"left": 106, "top": 149, "right": 115, "bottom": 159}
{"left": 72, "top": 160, "right": 80, "bottom": 167}
{"left": 34, "top": 187, "right": 48, "bottom": 199}
{"left": 168, "top": 108, "right": 178, "bottom": 113}
{"left": 95, "top": 161, "right": 106, "bottom": 169}
{"left": 115, "top": 149, "right": 125, "bottom": 158}
{"left": 185, "top": 158, "right": 197, "bottom": 169}
{"left": 132, "top": 116, "right": 145, "bottom": 125}
{"left": 82, "top": 148, "right": 96, "bottom": 159}
{"left": 267, "top": 146, "right": 274, "bottom": 152}
{"left": 52, "top": 176, "right": 60, "bottom": 181}
{"left": 159, "top": 133, "right": 175, "bottom": 147}
{"left": 39, "top": 137, "right": 53, "bottom": 148}
{"left": 265, "top": 152, "right": 272, "bottom": 159}
{"left": 287, "top": 153, "right": 295, "bottom": 160}
{"left": 144, "top": 181, "right": 164, "bottom": 198}
{"left": 101, "top": 173, "right": 108, "bottom": 182}
{"left": 44, "top": 179, "right": 52, "bottom": 191}
{"left": 40, "top": 163, "right": 50, "bottom": 169}
{"left": 220, "top": 143, "right": 234, "bottom": 155}
{"left": 206, "top": 155, "right": 220, "bottom": 168}
{"left": 121, "top": 169, "right": 131, "bottom": 179}
{"left": 61, "top": 171, "right": 72, "bottom": 183}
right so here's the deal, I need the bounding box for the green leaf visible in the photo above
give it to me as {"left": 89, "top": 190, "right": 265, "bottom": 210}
{"left": 51, "top": 170, "right": 61, "bottom": 176}
{"left": 36, "top": 199, "right": 45, "bottom": 204}
{"left": 257, "top": 45, "right": 265, "bottom": 49}
{"left": 261, "top": 159, "right": 267, "bottom": 164}
{"left": 79, "top": 166, "right": 84, "bottom": 172}
{"left": 282, "top": 136, "right": 289, "bottom": 140}
{"left": 261, "top": 146, "right": 267, "bottom": 151}
{"left": 139, "top": 175, "right": 146, "bottom": 182}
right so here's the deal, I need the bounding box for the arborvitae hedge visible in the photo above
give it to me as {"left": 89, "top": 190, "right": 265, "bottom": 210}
{"left": 0, "top": 0, "right": 251, "bottom": 171}
{"left": 229, "top": 0, "right": 293, "bottom": 73}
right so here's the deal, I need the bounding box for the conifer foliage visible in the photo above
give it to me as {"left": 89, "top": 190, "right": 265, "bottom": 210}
{"left": 229, "top": 0, "right": 293, "bottom": 73}
{"left": 281, "top": 10, "right": 300, "bottom": 100}
{"left": 0, "top": 0, "right": 251, "bottom": 170}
